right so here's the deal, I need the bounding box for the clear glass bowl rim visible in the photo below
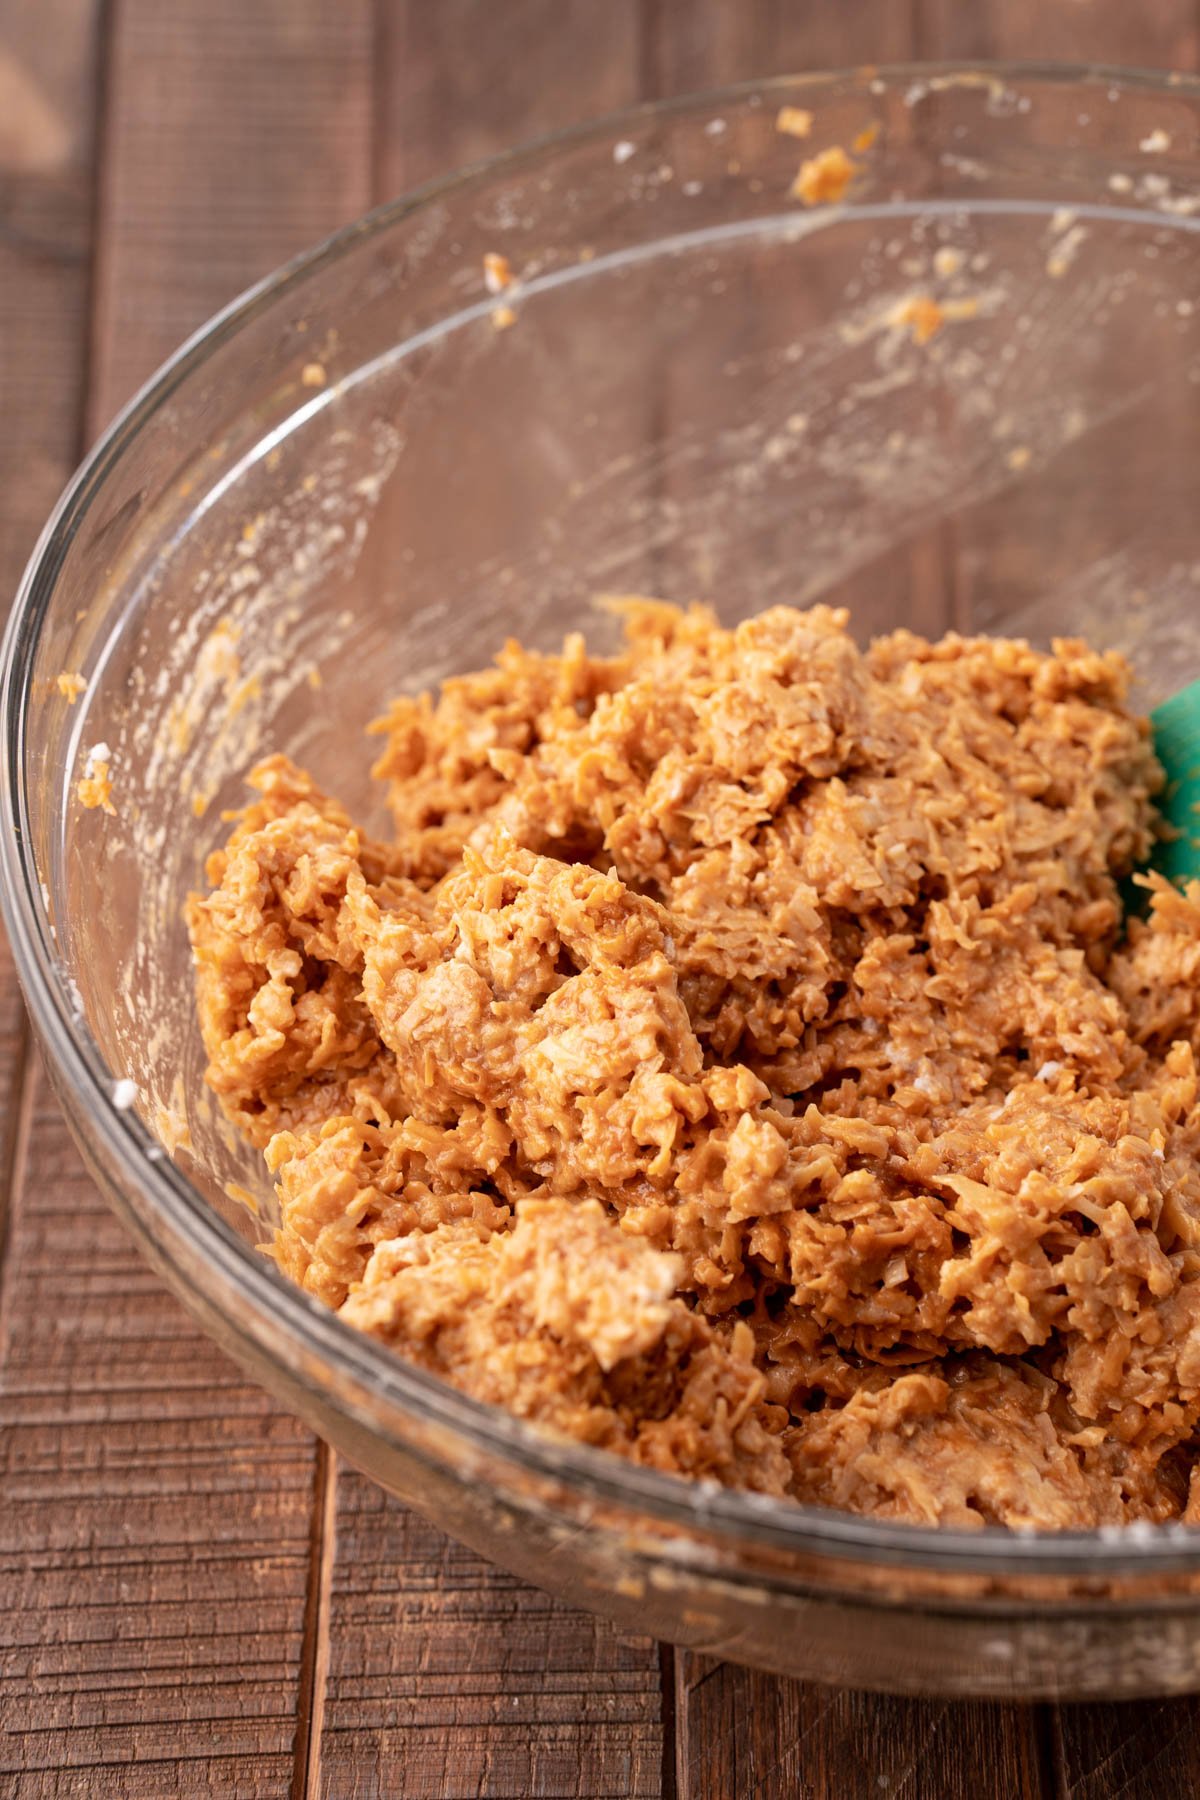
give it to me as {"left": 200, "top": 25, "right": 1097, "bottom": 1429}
{"left": 7, "top": 61, "right": 1200, "bottom": 1583}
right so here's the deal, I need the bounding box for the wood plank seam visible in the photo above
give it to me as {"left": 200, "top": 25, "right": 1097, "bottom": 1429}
{"left": 1039, "top": 1701, "right": 1066, "bottom": 1800}
{"left": 637, "top": 0, "right": 664, "bottom": 109}
{"left": 79, "top": 0, "right": 116, "bottom": 450}
{"left": 0, "top": 1040, "right": 37, "bottom": 1357}
{"left": 370, "top": 0, "right": 395, "bottom": 208}
{"left": 81, "top": 0, "right": 118, "bottom": 451}
{"left": 291, "top": 1439, "right": 339, "bottom": 1800}
{"left": 657, "top": 1640, "right": 679, "bottom": 1800}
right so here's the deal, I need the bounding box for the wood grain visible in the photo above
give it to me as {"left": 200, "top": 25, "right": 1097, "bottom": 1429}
{"left": 0, "top": 0, "right": 96, "bottom": 598}
{"left": 678, "top": 1658, "right": 1050, "bottom": 1800}
{"left": 645, "top": 0, "right": 920, "bottom": 93}
{"left": 1051, "top": 1699, "right": 1200, "bottom": 1800}
{"left": 0, "top": 1060, "right": 315, "bottom": 1795}
{"left": 375, "top": 0, "right": 643, "bottom": 196}
{"left": 318, "top": 1470, "right": 665, "bottom": 1800}
{"left": 916, "top": 0, "right": 1200, "bottom": 67}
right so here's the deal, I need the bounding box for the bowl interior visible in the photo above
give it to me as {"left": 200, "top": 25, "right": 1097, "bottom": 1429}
{"left": 14, "top": 65, "right": 1200, "bottom": 1421}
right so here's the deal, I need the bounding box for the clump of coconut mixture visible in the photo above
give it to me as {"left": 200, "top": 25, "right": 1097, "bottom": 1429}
{"left": 188, "top": 600, "right": 1200, "bottom": 1530}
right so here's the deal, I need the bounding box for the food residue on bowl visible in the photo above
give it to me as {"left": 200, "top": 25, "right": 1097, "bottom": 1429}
{"left": 776, "top": 106, "right": 814, "bottom": 140}
{"left": 483, "top": 251, "right": 513, "bottom": 293}
{"left": 892, "top": 293, "right": 981, "bottom": 344}
{"left": 790, "top": 145, "right": 858, "bottom": 206}
{"left": 77, "top": 741, "right": 115, "bottom": 815}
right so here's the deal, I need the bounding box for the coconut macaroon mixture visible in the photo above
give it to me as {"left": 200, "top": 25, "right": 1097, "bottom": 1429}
{"left": 187, "top": 601, "right": 1200, "bottom": 1531}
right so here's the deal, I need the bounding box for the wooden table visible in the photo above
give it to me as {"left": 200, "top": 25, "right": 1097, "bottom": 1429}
{"left": 3, "top": 4, "right": 1200, "bottom": 1795}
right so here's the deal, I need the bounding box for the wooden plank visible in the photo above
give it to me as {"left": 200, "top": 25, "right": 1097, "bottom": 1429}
{"left": 0, "top": 0, "right": 96, "bottom": 599}
{"left": 1051, "top": 1701, "right": 1200, "bottom": 1800}
{"left": 89, "top": 0, "right": 375, "bottom": 432}
{"left": 374, "top": 0, "right": 643, "bottom": 195}
{"left": 312, "top": 9, "right": 670, "bottom": 1795}
{"left": 645, "top": 0, "right": 919, "bottom": 92}
{"left": 0, "top": 4, "right": 376, "bottom": 1794}
{"left": 0, "top": 1059, "right": 316, "bottom": 1795}
{"left": 0, "top": 0, "right": 99, "bottom": 1238}
{"left": 916, "top": 0, "right": 1200, "bottom": 65}
{"left": 678, "top": 1659, "right": 1049, "bottom": 1800}
{"left": 318, "top": 1470, "right": 665, "bottom": 1800}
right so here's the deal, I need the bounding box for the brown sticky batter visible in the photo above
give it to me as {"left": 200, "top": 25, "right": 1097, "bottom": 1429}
{"left": 187, "top": 602, "right": 1200, "bottom": 1530}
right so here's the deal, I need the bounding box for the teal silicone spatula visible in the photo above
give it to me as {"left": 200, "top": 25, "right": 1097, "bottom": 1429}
{"left": 1148, "top": 678, "right": 1200, "bottom": 886}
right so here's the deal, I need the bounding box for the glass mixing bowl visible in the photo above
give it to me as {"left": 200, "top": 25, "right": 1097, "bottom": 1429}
{"left": 6, "top": 65, "right": 1200, "bottom": 1701}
